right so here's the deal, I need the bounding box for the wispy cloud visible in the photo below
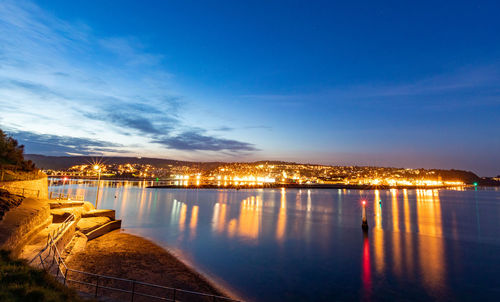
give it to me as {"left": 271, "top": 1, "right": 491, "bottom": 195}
{"left": 213, "top": 125, "right": 272, "bottom": 132}
{"left": 6, "top": 129, "right": 124, "bottom": 156}
{"left": 153, "top": 130, "right": 258, "bottom": 153}
{"left": 0, "top": 0, "right": 257, "bottom": 155}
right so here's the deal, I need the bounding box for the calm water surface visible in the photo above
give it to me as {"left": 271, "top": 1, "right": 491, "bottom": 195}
{"left": 50, "top": 180, "right": 500, "bottom": 301}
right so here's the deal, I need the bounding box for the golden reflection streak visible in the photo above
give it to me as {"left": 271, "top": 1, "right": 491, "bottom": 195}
{"left": 417, "top": 189, "right": 445, "bottom": 292}
{"left": 212, "top": 203, "right": 220, "bottom": 233}
{"left": 374, "top": 190, "right": 382, "bottom": 229}
{"left": 403, "top": 189, "right": 410, "bottom": 231}
{"left": 391, "top": 189, "right": 402, "bottom": 276}
{"left": 218, "top": 204, "right": 227, "bottom": 233}
{"left": 402, "top": 189, "right": 414, "bottom": 276}
{"left": 212, "top": 191, "right": 227, "bottom": 233}
{"left": 137, "top": 186, "right": 148, "bottom": 221}
{"left": 237, "top": 196, "right": 262, "bottom": 240}
{"left": 190, "top": 206, "right": 199, "bottom": 237}
{"left": 305, "top": 190, "right": 312, "bottom": 241}
{"left": 179, "top": 203, "right": 187, "bottom": 231}
{"left": 119, "top": 185, "right": 129, "bottom": 214}
{"left": 276, "top": 188, "right": 287, "bottom": 241}
{"left": 391, "top": 189, "right": 399, "bottom": 231}
{"left": 170, "top": 200, "right": 179, "bottom": 226}
{"left": 373, "top": 190, "right": 384, "bottom": 275}
{"left": 373, "top": 230, "right": 385, "bottom": 275}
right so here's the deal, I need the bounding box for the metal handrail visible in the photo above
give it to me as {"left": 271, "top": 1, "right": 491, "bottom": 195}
{"left": 49, "top": 192, "right": 84, "bottom": 201}
{"left": 29, "top": 214, "right": 75, "bottom": 265}
{"left": 36, "top": 222, "right": 240, "bottom": 302}
{"left": 49, "top": 213, "right": 75, "bottom": 242}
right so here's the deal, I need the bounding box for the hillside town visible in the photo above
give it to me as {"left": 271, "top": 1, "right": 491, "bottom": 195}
{"left": 41, "top": 160, "right": 483, "bottom": 187}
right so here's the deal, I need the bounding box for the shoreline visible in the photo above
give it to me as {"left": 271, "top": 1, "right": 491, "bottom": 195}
{"left": 65, "top": 229, "right": 241, "bottom": 301}
{"left": 124, "top": 229, "right": 246, "bottom": 302}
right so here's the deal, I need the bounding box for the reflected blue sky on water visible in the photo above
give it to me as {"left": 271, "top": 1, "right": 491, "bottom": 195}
{"left": 50, "top": 180, "right": 500, "bottom": 301}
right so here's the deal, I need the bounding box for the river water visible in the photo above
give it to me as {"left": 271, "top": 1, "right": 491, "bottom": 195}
{"left": 49, "top": 179, "right": 500, "bottom": 301}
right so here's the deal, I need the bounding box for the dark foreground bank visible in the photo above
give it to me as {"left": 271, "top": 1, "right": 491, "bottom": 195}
{"left": 0, "top": 250, "right": 87, "bottom": 302}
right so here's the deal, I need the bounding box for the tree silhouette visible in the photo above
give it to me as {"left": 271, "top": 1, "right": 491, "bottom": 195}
{"left": 0, "top": 129, "right": 35, "bottom": 171}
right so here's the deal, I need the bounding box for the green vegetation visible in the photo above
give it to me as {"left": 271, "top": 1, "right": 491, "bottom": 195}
{"left": 0, "top": 129, "right": 35, "bottom": 171}
{"left": 0, "top": 250, "right": 88, "bottom": 302}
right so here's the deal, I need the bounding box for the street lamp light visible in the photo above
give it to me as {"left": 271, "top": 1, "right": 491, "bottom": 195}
{"left": 94, "top": 165, "right": 101, "bottom": 208}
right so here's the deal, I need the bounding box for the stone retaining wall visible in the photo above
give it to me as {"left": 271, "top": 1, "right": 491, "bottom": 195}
{"left": 0, "top": 176, "right": 49, "bottom": 199}
{"left": 0, "top": 198, "right": 51, "bottom": 257}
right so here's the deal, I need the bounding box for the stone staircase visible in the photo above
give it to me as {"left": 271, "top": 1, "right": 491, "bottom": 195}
{"left": 18, "top": 200, "right": 121, "bottom": 263}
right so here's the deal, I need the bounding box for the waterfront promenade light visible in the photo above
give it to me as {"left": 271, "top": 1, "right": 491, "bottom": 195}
{"left": 94, "top": 164, "right": 101, "bottom": 208}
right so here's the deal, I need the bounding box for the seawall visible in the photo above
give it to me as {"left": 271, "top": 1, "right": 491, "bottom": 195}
{"left": 0, "top": 176, "right": 49, "bottom": 199}
{"left": 0, "top": 197, "right": 51, "bottom": 257}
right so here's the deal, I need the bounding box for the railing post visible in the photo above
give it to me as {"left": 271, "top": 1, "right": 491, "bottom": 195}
{"left": 173, "top": 288, "right": 176, "bottom": 301}
{"left": 213, "top": 295, "right": 216, "bottom": 302}
{"left": 64, "top": 268, "right": 68, "bottom": 285}
{"left": 131, "top": 280, "right": 136, "bottom": 302}
{"left": 47, "top": 244, "right": 52, "bottom": 259}
{"left": 95, "top": 276, "right": 99, "bottom": 297}
{"left": 39, "top": 254, "right": 44, "bottom": 270}
{"left": 51, "top": 248, "right": 56, "bottom": 266}
{"left": 56, "top": 257, "right": 60, "bottom": 278}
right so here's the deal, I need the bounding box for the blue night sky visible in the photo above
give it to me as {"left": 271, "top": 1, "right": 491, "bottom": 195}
{"left": 0, "top": 0, "right": 499, "bottom": 175}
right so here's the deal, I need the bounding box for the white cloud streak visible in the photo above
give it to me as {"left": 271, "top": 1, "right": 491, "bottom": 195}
{"left": 0, "top": 0, "right": 257, "bottom": 157}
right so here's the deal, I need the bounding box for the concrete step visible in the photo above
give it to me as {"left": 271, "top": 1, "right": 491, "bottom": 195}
{"left": 77, "top": 217, "right": 112, "bottom": 234}
{"left": 49, "top": 201, "right": 96, "bottom": 210}
{"left": 82, "top": 209, "right": 115, "bottom": 220}
{"left": 49, "top": 201, "right": 85, "bottom": 209}
{"left": 62, "top": 231, "right": 88, "bottom": 264}
{"left": 51, "top": 208, "right": 85, "bottom": 223}
{"left": 86, "top": 220, "right": 122, "bottom": 241}
{"left": 19, "top": 219, "right": 76, "bottom": 264}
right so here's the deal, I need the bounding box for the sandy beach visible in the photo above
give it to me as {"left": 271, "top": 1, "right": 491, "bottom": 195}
{"left": 65, "top": 230, "right": 235, "bottom": 301}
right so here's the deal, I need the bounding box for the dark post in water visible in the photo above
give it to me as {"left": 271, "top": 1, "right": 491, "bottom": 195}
{"left": 362, "top": 200, "right": 369, "bottom": 231}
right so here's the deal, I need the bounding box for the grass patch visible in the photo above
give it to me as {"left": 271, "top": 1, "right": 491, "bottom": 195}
{"left": 0, "top": 250, "right": 90, "bottom": 302}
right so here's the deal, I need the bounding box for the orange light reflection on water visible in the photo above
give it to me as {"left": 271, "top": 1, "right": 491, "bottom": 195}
{"left": 276, "top": 188, "right": 287, "bottom": 241}
{"left": 238, "top": 196, "right": 262, "bottom": 240}
{"left": 391, "top": 189, "right": 402, "bottom": 276}
{"left": 416, "top": 189, "right": 445, "bottom": 293}
{"left": 190, "top": 205, "right": 199, "bottom": 238}
{"left": 373, "top": 190, "right": 385, "bottom": 275}
{"left": 179, "top": 203, "right": 187, "bottom": 232}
